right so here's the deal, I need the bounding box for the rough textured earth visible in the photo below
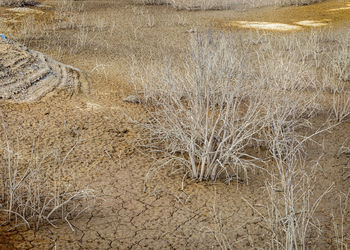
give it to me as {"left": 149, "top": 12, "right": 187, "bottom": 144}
{"left": 0, "top": 0, "right": 349, "bottom": 249}
{"left": 0, "top": 38, "right": 87, "bottom": 102}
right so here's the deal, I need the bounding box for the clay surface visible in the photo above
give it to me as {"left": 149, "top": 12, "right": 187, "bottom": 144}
{"left": 0, "top": 0, "right": 349, "bottom": 249}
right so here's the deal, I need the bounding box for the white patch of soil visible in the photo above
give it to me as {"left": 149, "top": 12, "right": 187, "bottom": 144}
{"left": 230, "top": 21, "right": 302, "bottom": 31}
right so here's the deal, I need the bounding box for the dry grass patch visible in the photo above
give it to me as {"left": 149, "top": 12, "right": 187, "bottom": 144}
{"left": 135, "top": 0, "right": 323, "bottom": 10}
{"left": 0, "top": 115, "right": 97, "bottom": 230}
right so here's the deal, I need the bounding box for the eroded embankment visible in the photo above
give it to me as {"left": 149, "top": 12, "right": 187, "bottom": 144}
{"left": 0, "top": 37, "right": 88, "bottom": 102}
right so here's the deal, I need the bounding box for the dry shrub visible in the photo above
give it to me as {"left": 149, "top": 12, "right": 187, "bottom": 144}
{"left": 331, "top": 190, "right": 350, "bottom": 250}
{"left": 0, "top": 119, "right": 96, "bottom": 230}
{"left": 132, "top": 31, "right": 269, "bottom": 181}
{"left": 131, "top": 28, "right": 350, "bottom": 247}
{"left": 132, "top": 29, "right": 350, "bottom": 182}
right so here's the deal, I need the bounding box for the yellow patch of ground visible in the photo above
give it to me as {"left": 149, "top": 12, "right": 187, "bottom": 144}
{"left": 0, "top": 5, "right": 54, "bottom": 32}
{"left": 231, "top": 21, "right": 302, "bottom": 31}
{"left": 328, "top": 3, "right": 350, "bottom": 11}
{"left": 7, "top": 7, "right": 45, "bottom": 14}
{"left": 217, "top": 0, "right": 350, "bottom": 31}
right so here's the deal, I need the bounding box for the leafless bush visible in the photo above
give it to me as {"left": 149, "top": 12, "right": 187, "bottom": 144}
{"left": 132, "top": 30, "right": 341, "bottom": 182}
{"left": 133, "top": 31, "right": 273, "bottom": 181}
{"left": 331, "top": 91, "right": 350, "bottom": 122}
{"left": 56, "top": 0, "right": 86, "bottom": 13}
{"left": 130, "top": 29, "right": 350, "bottom": 247}
{"left": 132, "top": 26, "right": 350, "bottom": 178}
{"left": 332, "top": 190, "right": 350, "bottom": 250}
{"left": 328, "top": 36, "right": 350, "bottom": 83}
{"left": 261, "top": 110, "right": 335, "bottom": 249}
{"left": 261, "top": 161, "right": 334, "bottom": 249}
{"left": 0, "top": 120, "right": 97, "bottom": 230}
{"left": 240, "top": 30, "right": 337, "bottom": 248}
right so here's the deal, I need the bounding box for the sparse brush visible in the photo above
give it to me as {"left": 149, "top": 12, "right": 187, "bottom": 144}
{"left": 56, "top": 0, "right": 86, "bottom": 13}
{"left": 331, "top": 90, "right": 350, "bottom": 122}
{"left": 134, "top": 31, "right": 270, "bottom": 182}
{"left": 0, "top": 120, "right": 97, "bottom": 230}
{"left": 329, "top": 34, "right": 350, "bottom": 83}
{"left": 132, "top": 30, "right": 341, "bottom": 183}
{"left": 136, "top": 0, "right": 168, "bottom": 5}
{"left": 263, "top": 117, "right": 334, "bottom": 249}
{"left": 332, "top": 190, "right": 350, "bottom": 250}
{"left": 131, "top": 29, "right": 349, "bottom": 248}
{"left": 135, "top": 0, "right": 324, "bottom": 10}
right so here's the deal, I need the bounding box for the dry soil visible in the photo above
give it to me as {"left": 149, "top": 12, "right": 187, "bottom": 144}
{"left": 0, "top": 0, "right": 349, "bottom": 249}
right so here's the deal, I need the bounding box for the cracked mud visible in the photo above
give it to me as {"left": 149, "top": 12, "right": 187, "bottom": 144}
{"left": 0, "top": 0, "right": 349, "bottom": 249}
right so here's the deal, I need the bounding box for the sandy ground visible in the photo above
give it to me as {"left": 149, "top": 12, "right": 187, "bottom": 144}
{"left": 0, "top": 0, "right": 349, "bottom": 249}
{"left": 216, "top": 0, "right": 350, "bottom": 31}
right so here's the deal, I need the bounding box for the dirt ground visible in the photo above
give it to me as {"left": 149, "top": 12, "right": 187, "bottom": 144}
{"left": 0, "top": 0, "right": 349, "bottom": 249}
{"left": 217, "top": 0, "right": 350, "bottom": 30}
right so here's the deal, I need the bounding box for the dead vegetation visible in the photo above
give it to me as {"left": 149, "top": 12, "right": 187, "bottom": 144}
{"left": 0, "top": 116, "right": 97, "bottom": 230}
{"left": 131, "top": 28, "right": 350, "bottom": 247}
{"left": 0, "top": 0, "right": 349, "bottom": 248}
{"left": 134, "top": 0, "right": 323, "bottom": 10}
{"left": 132, "top": 29, "right": 350, "bottom": 181}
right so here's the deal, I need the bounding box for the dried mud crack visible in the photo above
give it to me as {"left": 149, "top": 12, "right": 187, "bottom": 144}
{"left": 0, "top": 0, "right": 349, "bottom": 248}
{"left": 0, "top": 38, "right": 88, "bottom": 102}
